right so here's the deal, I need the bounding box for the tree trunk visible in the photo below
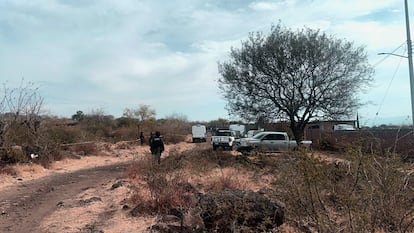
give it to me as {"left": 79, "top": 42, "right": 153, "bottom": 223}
{"left": 290, "top": 121, "right": 305, "bottom": 145}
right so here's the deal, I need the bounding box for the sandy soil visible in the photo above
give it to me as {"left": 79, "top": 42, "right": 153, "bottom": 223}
{"left": 0, "top": 140, "right": 198, "bottom": 233}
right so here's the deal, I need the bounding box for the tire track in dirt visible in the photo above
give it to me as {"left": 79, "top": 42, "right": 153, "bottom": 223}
{"left": 0, "top": 162, "right": 130, "bottom": 233}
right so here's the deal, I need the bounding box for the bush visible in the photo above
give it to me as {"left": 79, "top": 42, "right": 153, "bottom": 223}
{"left": 126, "top": 147, "right": 262, "bottom": 217}
{"left": 275, "top": 149, "right": 414, "bottom": 233}
{"left": 70, "top": 142, "right": 98, "bottom": 155}
{"left": 127, "top": 157, "right": 194, "bottom": 214}
{"left": 111, "top": 127, "right": 138, "bottom": 142}
{"left": 154, "top": 116, "right": 191, "bottom": 144}
{"left": 0, "top": 146, "right": 28, "bottom": 164}
{"left": 203, "top": 167, "right": 247, "bottom": 192}
{"left": 162, "top": 134, "right": 186, "bottom": 144}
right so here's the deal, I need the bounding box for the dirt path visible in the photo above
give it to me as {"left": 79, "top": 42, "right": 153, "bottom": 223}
{"left": 0, "top": 141, "right": 199, "bottom": 233}
{"left": 0, "top": 162, "right": 130, "bottom": 233}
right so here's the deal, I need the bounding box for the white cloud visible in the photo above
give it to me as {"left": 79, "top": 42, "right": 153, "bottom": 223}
{"left": 0, "top": 0, "right": 412, "bottom": 123}
{"left": 249, "top": 1, "right": 288, "bottom": 11}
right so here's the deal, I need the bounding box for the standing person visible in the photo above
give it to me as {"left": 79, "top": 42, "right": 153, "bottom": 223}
{"left": 139, "top": 132, "right": 145, "bottom": 146}
{"left": 149, "top": 132, "right": 155, "bottom": 154}
{"left": 150, "top": 131, "right": 164, "bottom": 164}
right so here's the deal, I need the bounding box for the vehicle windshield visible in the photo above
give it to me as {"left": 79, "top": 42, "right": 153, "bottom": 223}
{"left": 251, "top": 132, "right": 266, "bottom": 139}
{"left": 216, "top": 131, "right": 232, "bottom": 136}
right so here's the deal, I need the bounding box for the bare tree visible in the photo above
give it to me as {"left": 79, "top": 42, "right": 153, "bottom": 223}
{"left": 0, "top": 79, "right": 43, "bottom": 155}
{"left": 218, "top": 23, "right": 374, "bottom": 142}
{"left": 123, "top": 104, "right": 157, "bottom": 135}
{"left": 123, "top": 104, "right": 156, "bottom": 122}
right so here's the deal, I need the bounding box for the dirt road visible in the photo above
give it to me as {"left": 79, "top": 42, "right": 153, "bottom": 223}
{"left": 0, "top": 141, "right": 199, "bottom": 233}
{"left": 0, "top": 161, "right": 131, "bottom": 233}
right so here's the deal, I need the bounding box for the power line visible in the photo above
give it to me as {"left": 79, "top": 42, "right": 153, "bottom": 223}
{"left": 373, "top": 42, "right": 406, "bottom": 68}
{"left": 367, "top": 45, "right": 407, "bottom": 126}
{"left": 375, "top": 48, "right": 406, "bottom": 117}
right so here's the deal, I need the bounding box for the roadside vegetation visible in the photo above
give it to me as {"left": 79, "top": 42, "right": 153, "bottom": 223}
{"left": 0, "top": 80, "right": 192, "bottom": 167}
{"left": 278, "top": 149, "right": 414, "bottom": 232}
{"left": 125, "top": 145, "right": 414, "bottom": 232}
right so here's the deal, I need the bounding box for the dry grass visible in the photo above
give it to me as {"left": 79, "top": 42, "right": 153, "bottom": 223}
{"left": 198, "top": 167, "right": 250, "bottom": 192}
{"left": 0, "top": 142, "right": 145, "bottom": 190}
{"left": 127, "top": 156, "right": 195, "bottom": 214}
{"left": 14, "top": 163, "right": 46, "bottom": 175}
{"left": 273, "top": 149, "right": 414, "bottom": 233}
{"left": 126, "top": 147, "right": 272, "bottom": 219}
{"left": 0, "top": 165, "right": 17, "bottom": 176}
{"left": 125, "top": 145, "right": 414, "bottom": 232}
{"left": 71, "top": 142, "right": 98, "bottom": 155}
{"left": 2, "top": 138, "right": 410, "bottom": 232}
{"left": 3, "top": 137, "right": 411, "bottom": 232}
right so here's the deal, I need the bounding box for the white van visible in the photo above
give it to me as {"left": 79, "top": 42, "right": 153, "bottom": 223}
{"left": 191, "top": 124, "right": 207, "bottom": 143}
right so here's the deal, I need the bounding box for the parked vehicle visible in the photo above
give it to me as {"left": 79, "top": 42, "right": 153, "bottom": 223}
{"left": 236, "top": 131, "right": 312, "bottom": 153}
{"left": 229, "top": 124, "right": 246, "bottom": 138}
{"left": 246, "top": 129, "right": 264, "bottom": 138}
{"left": 191, "top": 124, "right": 207, "bottom": 143}
{"left": 211, "top": 129, "right": 236, "bottom": 150}
{"left": 333, "top": 124, "right": 356, "bottom": 131}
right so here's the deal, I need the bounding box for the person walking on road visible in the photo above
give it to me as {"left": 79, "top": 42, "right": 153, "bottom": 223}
{"left": 150, "top": 131, "right": 164, "bottom": 164}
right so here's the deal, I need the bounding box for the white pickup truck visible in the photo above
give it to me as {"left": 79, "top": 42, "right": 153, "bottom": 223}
{"left": 236, "top": 131, "right": 311, "bottom": 153}
{"left": 211, "top": 129, "right": 236, "bottom": 150}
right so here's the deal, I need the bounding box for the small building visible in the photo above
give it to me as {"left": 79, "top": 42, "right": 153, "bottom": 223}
{"left": 305, "top": 120, "right": 357, "bottom": 145}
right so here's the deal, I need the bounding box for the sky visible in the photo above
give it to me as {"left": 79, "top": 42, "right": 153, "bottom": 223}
{"left": 0, "top": 0, "right": 413, "bottom": 126}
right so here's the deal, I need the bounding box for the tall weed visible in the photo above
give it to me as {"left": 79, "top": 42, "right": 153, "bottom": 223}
{"left": 276, "top": 148, "right": 414, "bottom": 233}
{"left": 127, "top": 156, "right": 194, "bottom": 214}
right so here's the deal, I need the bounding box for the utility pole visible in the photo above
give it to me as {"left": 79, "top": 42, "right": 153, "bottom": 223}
{"left": 405, "top": 0, "right": 414, "bottom": 131}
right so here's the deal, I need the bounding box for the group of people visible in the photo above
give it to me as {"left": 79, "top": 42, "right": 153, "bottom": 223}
{"left": 139, "top": 131, "right": 164, "bottom": 164}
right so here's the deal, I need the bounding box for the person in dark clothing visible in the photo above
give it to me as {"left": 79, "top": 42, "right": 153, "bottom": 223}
{"left": 139, "top": 132, "right": 145, "bottom": 146}
{"left": 150, "top": 131, "right": 164, "bottom": 164}
{"left": 149, "top": 132, "right": 155, "bottom": 154}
